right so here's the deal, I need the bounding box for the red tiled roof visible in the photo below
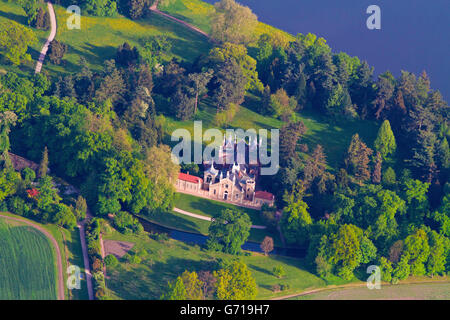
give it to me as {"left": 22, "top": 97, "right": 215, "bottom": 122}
{"left": 178, "top": 172, "right": 203, "bottom": 184}
{"left": 255, "top": 191, "right": 274, "bottom": 201}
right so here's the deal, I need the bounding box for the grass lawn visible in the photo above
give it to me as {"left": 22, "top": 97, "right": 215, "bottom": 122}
{"left": 0, "top": 212, "right": 89, "bottom": 300}
{"left": 174, "top": 192, "right": 263, "bottom": 223}
{"left": 103, "top": 230, "right": 349, "bottom": 300}
{"left": 0, "top": 217, "right": 57, "bottom": 299}
{"left": 172, "top": 192, "right": 283, "bottom": 245}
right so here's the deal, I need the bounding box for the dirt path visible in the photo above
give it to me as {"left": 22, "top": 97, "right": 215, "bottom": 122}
{"left": 78, "top": 205, "right": 94, "bottom": 300}
{"left": 78, "top": 220, "right": 94, "bottom": 300}
{"left": 35, "top": 2, "right": 57, "bottom": 74}
{"left": 149, "top": 0, "right": 211, "bottom": 40}
{"left": 99, "top": 232, "right": 107, "bottom": 280}
{"left": 173, "top": 207, "right": 267, "bottom": 229}
{"left": 0, "top": 214, "right": 65, "bottom": 300}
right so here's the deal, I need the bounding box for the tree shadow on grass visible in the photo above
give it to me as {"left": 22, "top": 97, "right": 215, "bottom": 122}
{"left": 140, "top": 13, "right": 212, "bottom": 60}
{"left": 82, "top": 43, "right": 117, "bottom": 63}
{"left": 108, "top": 256, "right": 219, "bottom": 300}
{"left": 0, "top": 9, "right": 27, "bottom": 26}
{"left": 248, "top": 264, "right": 274, "bottom": 276}
{"left": 140, "top": 211, "right": 204, "bottom": 235}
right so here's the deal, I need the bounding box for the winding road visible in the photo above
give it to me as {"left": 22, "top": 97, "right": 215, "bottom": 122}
{"left": 35, "top": 2, "right": 57, "bottom": 74}
{"left": 0, "top": 214, "right": 65, "bottom": 300}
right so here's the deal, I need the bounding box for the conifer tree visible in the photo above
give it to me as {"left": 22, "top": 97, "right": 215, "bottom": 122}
{"left": 0, "top": 111, "right": 17, "bottom": 168}
{"left": 304, "top": 145, "right": 327, "bottom": 186}
{"left": 374, "top": 120, "right": 397, "bottom": 160}
{"left": 372, "top": 152, "right": 382, "bottom": 184}
{"left": 38, "top": 146, "right": 49, "bottom": 178}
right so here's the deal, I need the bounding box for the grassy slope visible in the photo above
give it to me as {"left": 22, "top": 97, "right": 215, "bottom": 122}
{"left": 0, "top": 212, "right": 89, "bottom": 300}
{"left": 49, "top": 5, "right": 213, "bottom": 74}
{"left": 0, "top": 217, "right": 57, "bottom": 299}
{"left": 104, "top": 230, "right": 351, "bottom": 300}
{"left": 0, "top": 2, "right": 212, "bottom": 75}
{"left": 159, "top": 0, "right": 295, "bottom": 44}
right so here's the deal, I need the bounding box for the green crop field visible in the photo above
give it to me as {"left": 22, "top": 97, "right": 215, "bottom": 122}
{"left": 0, "top": 218, "right": 57, "bottom": 300}
{"left": 291, "top": 282, "right": 450, "bottom": 300}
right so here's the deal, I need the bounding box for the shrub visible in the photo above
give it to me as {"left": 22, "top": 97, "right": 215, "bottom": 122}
{"left": 48, "top": 40, "right": 67, "bottom": 65}
{"left": 21, "top": 167, "right": 36, "bottom": 183}
{"left": 383, "top": 167, "right": 397, "bottom": 187}
{"left": 104, "top": 254, "right": 119, "bottom": 267}
{"left": 137, "top": 248, "right": 149, "bottom": 258}
{"left": 0, "top": 201, "right": 8, "bottom": 212}
{"left": 124, "top": 253, "right": 142, "bottom": 264}
{"left": 280, "top": 283, "right": 290, "bottom": 291}
{"left": 92, "top": 257, "right": 104, "bottom": 272}
{"left": 114, "top": 211, "right": 143, "bottom": 234}
{"left": 151, "top": 232, "right": 169, "bottom": 242}
{"left": 271, "top": 284, "right": 281, "bottom": 293}
{"left": 272, "top": 266, "right": 286, "bottom": 279}
{"left": 7, "top": 197, "right": 28, "bottom": 216}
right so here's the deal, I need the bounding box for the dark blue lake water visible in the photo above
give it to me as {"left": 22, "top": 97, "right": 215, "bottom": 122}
{"left": 205, "top": 0, "right": 450, "bottom": 101}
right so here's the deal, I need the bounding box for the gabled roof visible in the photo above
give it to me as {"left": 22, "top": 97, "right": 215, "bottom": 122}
{"left": 255, "top": 191, "right": 275, "bottom": 201}
{"left": 178, "top": 172, "right": 203, "bottom": 184}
